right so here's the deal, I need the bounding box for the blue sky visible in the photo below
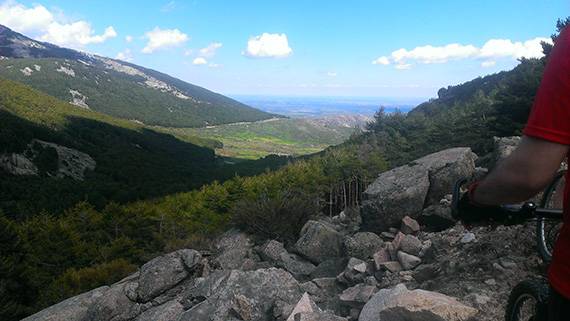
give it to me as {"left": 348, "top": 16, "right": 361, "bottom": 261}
{"left": 0, "top": 0, "right": 568, "bottom": 99}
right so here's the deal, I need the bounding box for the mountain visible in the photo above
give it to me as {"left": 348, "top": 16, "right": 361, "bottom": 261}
{"left": 0, "top": 24, "right": 279, "bottom": 127}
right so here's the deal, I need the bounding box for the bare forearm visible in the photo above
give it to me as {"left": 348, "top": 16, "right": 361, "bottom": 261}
{"left": 472, "top": 135, "right": 568, "bottom": 206}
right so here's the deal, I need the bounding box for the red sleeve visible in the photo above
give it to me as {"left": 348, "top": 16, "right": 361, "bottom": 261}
{"left": 523, "top": 25, "right": 570, "bottom": 145}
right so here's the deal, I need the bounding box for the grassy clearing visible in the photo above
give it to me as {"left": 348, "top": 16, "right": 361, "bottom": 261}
{"left": 168, "top": 117, "right": 354, "bottom": 159}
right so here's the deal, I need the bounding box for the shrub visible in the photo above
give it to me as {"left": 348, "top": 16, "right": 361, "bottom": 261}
{"left": 232, "top": 189, "right": 321, "bottom": 246}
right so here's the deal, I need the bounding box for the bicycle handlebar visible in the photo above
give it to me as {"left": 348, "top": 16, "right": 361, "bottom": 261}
{"left": 452, "top": 178, "right": 563, "bottom": 225}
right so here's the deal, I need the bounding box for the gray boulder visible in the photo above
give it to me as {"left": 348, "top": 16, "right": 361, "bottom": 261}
{"left": 211, "top": 228, "right": 256, "bottom": 270}
{"left": 135, "top": 249, "right": 202, "bottom": 302}
{"left": 489, "top": 136, "right": 521, "bottom": 170}
{"left": 294, "top": 220, "right": 346, "bottom": 264}
{"left": 359, "top": 284, "right": 407, "bottom": 321}
{"left": 361, "top": 147, "right": 476, "bottom": 233}
{"left": 413, "top": 147, "right": 476, "bottom": 206}
{"left": 179, "top": 268, "right": 303, "bottom": 321}
{"left": 21, "top": 286, "right": 110, "bottom": 321}
{"left": 345, "top": 232, "right": 384, "bottom": 260}
{"left": 378, "top": 287, "right": 478, "bottom": 321}
{"left": 359, "top": 284, "right": 477, "bottom": 321}
{"left": 361, "top": 164, "right": 430, "bottom": 233}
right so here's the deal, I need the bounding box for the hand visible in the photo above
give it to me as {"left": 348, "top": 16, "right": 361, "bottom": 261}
{"left": 457, "top": 191, "right": 506, "bottom": 230}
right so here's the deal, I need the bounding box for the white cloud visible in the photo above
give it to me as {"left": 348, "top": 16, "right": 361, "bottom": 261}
{"left": 394, "top": 64, "right": 412, "bottom": 70}
{"left": 208, "top": 62, "right": 220, "bottom": 67}
{"left": 141, "top": 27, "right": 188, "bottom": 53}
{"left": 327, "top": 72, "right": 338, "bottom": 77}
{"left": 0, "top": 1, "right": 52, "bottom": 31}
{"left": 479, "top": 37, "right": 549, "bottom": 59}
{"left": 374, "top": 37, "right": 552, "bottom": 69}
{"left": 126, "top": 35, "right": 133, "bottom": 42}
{"left": 243, "top": 33, "right": 293, "bottom": 58}
{"left": 42, "top": 23, "right": 117, "bottom": 46}
{"left": 0, "top": 1, "right": 116, "bottom": 47}
{"left": 116, "top": 48, "right": 133, "bottom": 62}
{"left": 372, "top": 56, "right": 390, "bottom": 65}
{"left": 199, "top": 43, "right": 222, "bottom": 57}
{"left": 407, "top": 43, "right": 479, "bottom": 63}
{"left": 481, "top": 61, "right": 496, "bottom": 68}
{"left": 193, "top": 57, "right": 207, "bottom": 65}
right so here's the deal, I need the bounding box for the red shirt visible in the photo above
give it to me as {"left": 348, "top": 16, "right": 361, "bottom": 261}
{"left": 523, "top": 25, "right": 570, "bottom": 299}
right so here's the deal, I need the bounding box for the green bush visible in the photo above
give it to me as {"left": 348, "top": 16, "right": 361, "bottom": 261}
{"left": 232, "top": 189, "right": 321, "bottom": 246}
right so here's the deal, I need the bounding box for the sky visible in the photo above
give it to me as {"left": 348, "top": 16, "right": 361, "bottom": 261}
{"left": 0, "top": 0, "right": 568, "bottom": 99}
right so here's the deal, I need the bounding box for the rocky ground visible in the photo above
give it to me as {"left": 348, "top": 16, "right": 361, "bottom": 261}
{"left": 402, "top": 221, "right": 548, "bottom": 320}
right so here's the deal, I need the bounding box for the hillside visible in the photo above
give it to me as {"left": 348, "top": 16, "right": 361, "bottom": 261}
{"left": 0, "top": 78, "right": 291, "bottom": 218}
{"left": 171, "top": 117, "right": 356, "bottom": 159}
{"left": 0, "top": 24, "right": 279, "bottom": 127}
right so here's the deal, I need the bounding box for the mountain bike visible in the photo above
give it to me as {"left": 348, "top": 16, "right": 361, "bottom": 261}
{"left": 537, "top": 170, "right": 566, "bottom": 263}
{"left": 452, "top": 177, "right": 564, "bottom": 321}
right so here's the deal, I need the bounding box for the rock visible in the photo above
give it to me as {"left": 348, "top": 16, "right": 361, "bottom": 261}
{"left": 211, "top": 228, "right": 255, "bottom": 270}
{"left": 378, "top": 287, "right": 478, "bottom": 321}
{"left": 84, "top": 283, "right": 139, "bottom": 321}
{"left": 136, "top": 249, "right": 202, "bottom": 302}
{"left": 361, "top": 163, "right": 430, "bottom": 233}
{"left": 399, "top": 234, "right": 422, "bottom": 257}
{"left": 287, "top": 292, "right": 316, "bottom": 321}
{"left": 345, "top": 232, "right": 384, "bottom": 260}
{"left": 372, "top": 248, "right": 392, "bottom": 271}
{"left": 359, "top": 284, "right": 407, "bottom": 321}
{"left": 489, "top": 136, "right": 521, "bottom": 170}
{"left": 343, "top": 257, "right": 368, "bottom": 285}
{"left": 397, "top": 251, "right": 421, "bottom": 270}
{"left": 294, "top": 220, "right": 346, "bottom": 264}
{"left": 461, "top": 233, "right": 476, "bottom": 244}
{"left": 339, "top": 284, "right": 377, "bottom": 308}
{"left": 310, "top": 257, "right": 349, "bottom": 279}
{"left": 418, "top": 204, "right": 456, "bottom": 232}
{"left": 381, "top": 261, "right": 403, "bottom": 273}
{"left": 21, "top": 286, "right": 110, "bottom": 321}
{"left": 413, "top": 147, "right": 476, "bottom": 206}
{"left": 392, "top": 232, "right": 406, "bottom": 253}
{"left": 179, "top": 268, "right": 303, "bottom": 321}
{"left": 278, "top": 252, "right": 317, "bottom": 281}
{"left": 293, "top": 312, "right": 348, "bottom": 320}
{"left": 412, "top": 264, "right": 441, "bottom": 283}
{"left": 400, "top": 216, "right": 420, "bottom": 235}
{"left": 259, "top": 239, "right": 288, "bottom": 263}
{"left": 135, "top": 300, "right": 184, "bottom": 321}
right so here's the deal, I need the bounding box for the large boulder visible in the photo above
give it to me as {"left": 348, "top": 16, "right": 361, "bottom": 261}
{"left": 21, "top": 286, "right": 111, "bottom": 321}
{"left": 378, "top": 288, "right": 478, "bottom": 321}
{"left": 134, "top": 249, "right": 202, "bottom": 302}
{"left": 211, "top": 228, "right": 256, "bottom": 270}
{"left": 360, "top": 284, "right": 478, "bottom": 321}
{"left": 361, "top": 147, "right": 476, "bottom": 233}
{"left": 294, "top": 220, "right": 346, "bottom": 264}
{"left": 361, "top": 163, "right": 430, "bottom": 233}
{"left": 413, "top": 147, "right": 476, "bottom": 206}
{"left": 345, "top": 232, "right": 384, "bottom": 260}
{"left": 488, "top": 136, "right": 521, "bottom": 170}
{"left": 179, "top": 268, "right": 304, "bottom": 321}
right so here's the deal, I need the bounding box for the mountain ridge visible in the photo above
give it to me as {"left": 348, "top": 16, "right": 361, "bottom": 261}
{"left": 0, "top": 24, "right": 280, "bottom": 128}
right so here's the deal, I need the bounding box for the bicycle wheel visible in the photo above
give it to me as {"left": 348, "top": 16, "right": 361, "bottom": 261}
{"left": 537, "top": 170, "right": 566, "bottom": 262}
{"left": 505, "top": 280, "right": 549, "bottom": 321}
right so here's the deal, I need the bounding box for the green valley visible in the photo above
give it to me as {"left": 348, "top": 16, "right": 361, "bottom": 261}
{"left": 169, "top": 117, "right": 356, "bottom": 159}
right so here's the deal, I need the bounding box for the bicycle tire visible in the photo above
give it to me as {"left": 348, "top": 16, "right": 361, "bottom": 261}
{"left": 505, "top": 280, "right": 549, "bottom": 321}
{"left": 537, "top": 170, "right": 566, "bottom": 262}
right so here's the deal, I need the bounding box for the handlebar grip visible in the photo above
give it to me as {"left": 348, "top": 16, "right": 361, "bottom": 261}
{"left": 452, "top": 177, "right": 467, "bottom": 220}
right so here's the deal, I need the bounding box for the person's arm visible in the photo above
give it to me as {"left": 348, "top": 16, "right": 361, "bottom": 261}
{"left": 472, "top": 135, "right": 569, "bottom": 206}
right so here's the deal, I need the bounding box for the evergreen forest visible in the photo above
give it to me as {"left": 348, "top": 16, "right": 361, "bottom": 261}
{"left": 1, "top": 18, "right": 568, "bottom": 321}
